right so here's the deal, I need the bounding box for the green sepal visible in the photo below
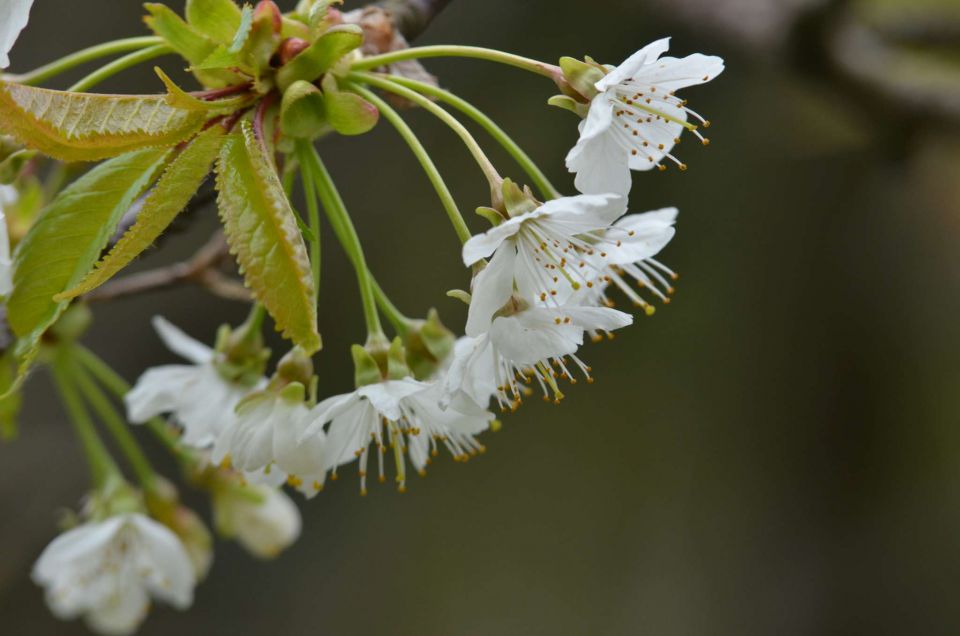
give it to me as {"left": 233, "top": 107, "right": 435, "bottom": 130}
{"left": 559, "top": 56, "right": 605, "bottom": 100}
{"left": 321, "top": 74, "right": 379, "bottom": 136}
{"left": 502, "top": 178, "right": 540, "bottom": 218}
{"left": 186, "top": 0, "right": 244, "bottom": 44}
{"left": 548, "top": 94, "right": 589, "bottom": 117}
{"left": 274, "top": 346, "right": 314, "bottom": 389}
{"left": 446, "top": 289, "right": 471, "bottom": 305}
{"left": 386, "top": 337, "right": 411, "bottom": 380}
{"left": 280, "top": 80, "right": 327, "bottom": 139}
{"left": 403, "top": 309, "right": 455, "bottom": 380}
{"left": 351, "top": 343, "right": 382, "bottom": 387}
{"left": 276, "top": 24, "right": 363, "bottom": 92}
{"left": 475, "top": 206, "right": 504, "bottom": 226}
{"left": 278, "top": 380, "right": 306, "bottom": 404}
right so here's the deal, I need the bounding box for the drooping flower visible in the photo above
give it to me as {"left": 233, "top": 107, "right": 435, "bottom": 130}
{"left": 32, "top": 513, "right": 194, "bottom": 636}
{"left": 125, "top": 317, "right": 266, "bottom": 449}
{"left": 579, "top": 207, "right": 679, "bottom": 316}
{"left": 212, "top": 480, "right": 301, "bottom": 559}
{"left": 211, "top": 381, "right": 327, "bottom": 497}
{"left": 446, "top": 297, "right": 633, "bottom": 410}
{"left": 461, "top": 191, "right": 628, "bottom": 333}
{"left": 565, "top": 38, "right": 724, "bottom": 195}
{"left": 0, "top": 184, "right": 16, "bottom": 297}
{"left": 0, "top": 0, "right": 34, "bottom": 69}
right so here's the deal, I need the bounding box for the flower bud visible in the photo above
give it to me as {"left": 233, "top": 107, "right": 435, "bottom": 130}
{"left": 279, "top": 37, "right": 309, "bottom": 65}
{"left": 212, "top": 482, "right": 301, "bottom": 559}
{"left": 254, "top": 0, "right": 283, "bottom": 35}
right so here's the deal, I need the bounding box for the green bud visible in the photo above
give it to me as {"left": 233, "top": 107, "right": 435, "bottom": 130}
{"left": 320, "top": 74, "right": 379, "bottom": 136}
{"left": 281, "top": 80, "right": 328, "bottom": 139}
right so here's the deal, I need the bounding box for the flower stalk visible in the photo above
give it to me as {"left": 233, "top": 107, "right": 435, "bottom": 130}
{"left": 350, "top": 45, "right": 561, "bottom": 82}
{"left": 5, "top": 36, "right": 164, "bottom": 86}
{"left": 67, "top": 44, "right": 173, "bottom": 92}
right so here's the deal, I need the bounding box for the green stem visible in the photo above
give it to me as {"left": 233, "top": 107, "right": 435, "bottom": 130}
{"left": 73, "top": 345, "right": 191, "bottom": 463}
{"left": 347, "top": 82, "right": 471, "bottom": 244}
{"left": 71, "top": 357, "right": 155, "bottom": 488}
{"left": 350, "top": 45, "right": 561, "bottom": 81}
{"left": 295, "top": 143, "right": 323, "bottom": 296}
{"left": 350, "top": 72, "right": 503, "bottom": 196}
{"left": 371, "top": 278, "right": 412, "bottom": 335}
{"left": 297, "top": 144, "right": 384, "bottom": 339}
{"left": 51, "top": 353, "right": 120, "bottom": 488}
{"left": 68, "top": 44, "right": 173, "bottom": 92}
{"left": 377, "top": 73, "right": 561, "bottom": 200}
{"left": 6, "top": 36, "right": 164, "bottom": 86}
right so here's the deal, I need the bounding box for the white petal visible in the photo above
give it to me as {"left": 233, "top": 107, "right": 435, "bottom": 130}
{"left": 84, "top": 583, "right": 149, "bottom": 636}
{"left": 224, "top": 485, "right": 302, "bottom": 559}
{"left": 224, "top": 397, "right": 277, "bottom": 471}
{"left": 443, "top": 335, "right": 498, "bottom": 410}
{"left": 605, "top": 207, "right": 678, "bottom": 264}
{"left": 564, "top": 305, "right": 634, "bottom": 332}
{"left": 128, "top": 515, "right": 195, "bottom": 609}
{"left": 322, "top": 400, "right": 378, "bottom": 469}
{"left": 595, "top": 37, "right": 671, "bottom": 91}
{"left": 151, "top": 316, "right": 213, "bottom": 364}
{"left": 536, "top": 193, "right": 627, "bottom": 234}
{"left": 633, "top": 53, "right": 725, "bottom": 91}
{"left": 357, "top": 378, "right": 425, "bottom": 420}
{"left": 566, "top": 100, "right": 632, "bottom": 196}
{"left": 273, "top": 405, "right": 326, "bottom": 477}
{"left": 300, "top": 391, "right": 360, "bottom": 440}
{"left": 0, "top": 0, "right": 34, "bottom": 68}
{"left": 489, "top": 312, "right": 581, "bottom": 365}
{"left": 461, "top": 214, "right": 527, "bottom": 265}
{"left": 464, "top": 244, "right": 518, "bottom": 337}
{"left": 124, "top": 365, "right": 201, "bottom": 424}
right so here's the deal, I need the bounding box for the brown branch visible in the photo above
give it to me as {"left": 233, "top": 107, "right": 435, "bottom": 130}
{"left": 84, "top": 231, "right": 251, "bottom": 303}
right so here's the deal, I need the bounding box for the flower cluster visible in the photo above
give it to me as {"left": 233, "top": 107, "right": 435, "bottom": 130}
{"left": 0, "top": 1, "right": 722, "bottom": 633}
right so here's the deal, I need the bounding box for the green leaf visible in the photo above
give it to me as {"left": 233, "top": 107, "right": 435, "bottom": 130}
{"left": 276, "top": 24, "right": 363, "bottom": 92}
{"left": 144, "top": 3, "right": 239, "bottom": 87}
{"left": 216, "top": 122, "right": 320, "bottom": 352}
{"left": 186, "top": 0, "right": 244, "bottom": 44}
{"left": 6, "top": 148, "right": 169, "bottom": 392}
{"left": 0, "top": 81, "right": 206, "bottom": 162}
{"left": 321, "top": 75, "right": 378, "bottom": 136}
{"left": 0, "top": 351, "right": 23, "bottom": 440}
{"left": 155, "top": 68, "right": 252, "bottom": 112}
{"left": 56, "top": 127, "right": 226, "bottom": 301}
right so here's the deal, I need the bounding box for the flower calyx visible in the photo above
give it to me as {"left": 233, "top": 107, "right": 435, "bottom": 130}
{"left": 351, "top": 336, "right": 412, "bottom": 387}
{"left": 212, "top": 312, "right": 271, "bottom": 387}
{"left": 402, "top": 308, "right": 455, "bottom": 380}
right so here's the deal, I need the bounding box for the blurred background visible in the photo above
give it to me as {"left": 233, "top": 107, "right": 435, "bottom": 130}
{"left": 3, "top": 0, "right": 960, "bottom": 633}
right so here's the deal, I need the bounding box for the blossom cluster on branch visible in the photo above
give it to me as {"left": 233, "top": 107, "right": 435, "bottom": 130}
{"left": 0, "top": 0, "right": 722, "bottom": 633}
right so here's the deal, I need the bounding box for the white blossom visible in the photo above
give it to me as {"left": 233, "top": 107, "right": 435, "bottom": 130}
{"left": 125, "top": 317, "right": 264, "bottom": 449}
{"left": 0, "top": 0, "right": 34, "bottom": 69}
{"left": 212, "top": 387, "right": 327, "bottom": 497}
{"left": 461, "top": 193, "right": 627, "bottom": 333}
{"left": 32, "top": 513, "right": 194, "bottom": 636}
{"left": 566, "top": 38, "right": 724, "bottom": 195}
{"left": 213, "top": 483, "right": 301, "bottom": 559}
{"left": 301, "top": 377, "right": 494, "bottom": 494}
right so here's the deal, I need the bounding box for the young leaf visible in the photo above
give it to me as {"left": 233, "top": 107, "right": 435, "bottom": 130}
{"left": 144, "top": 3, "right": 238, "bottom": 88}
{"left": 5, "top": 148, "right": 169, "bottom": 393}
{"left": 321, "top": 75, "right": 378, "bottom": 136}
{"left": 186, "top": 0, "right": 244, "bottom": 44}
{"left": 56, "top": 127, "right": 227, "bottom": 301}
{"left": 155, "top": 68, "right": 252, "bottom": 112}
{"left": 276, "top": 24, "right": 363, "bottom": 92}
{"left": 216, "top": 122, "right": 320, "bottom": 352}
{"left": 0, "top": 81, "right": 206, "bottom": 162}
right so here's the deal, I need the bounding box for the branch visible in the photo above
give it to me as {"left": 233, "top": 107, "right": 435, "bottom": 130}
{"left": 84, "top": 231, "right": 251, "bottom": 303}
